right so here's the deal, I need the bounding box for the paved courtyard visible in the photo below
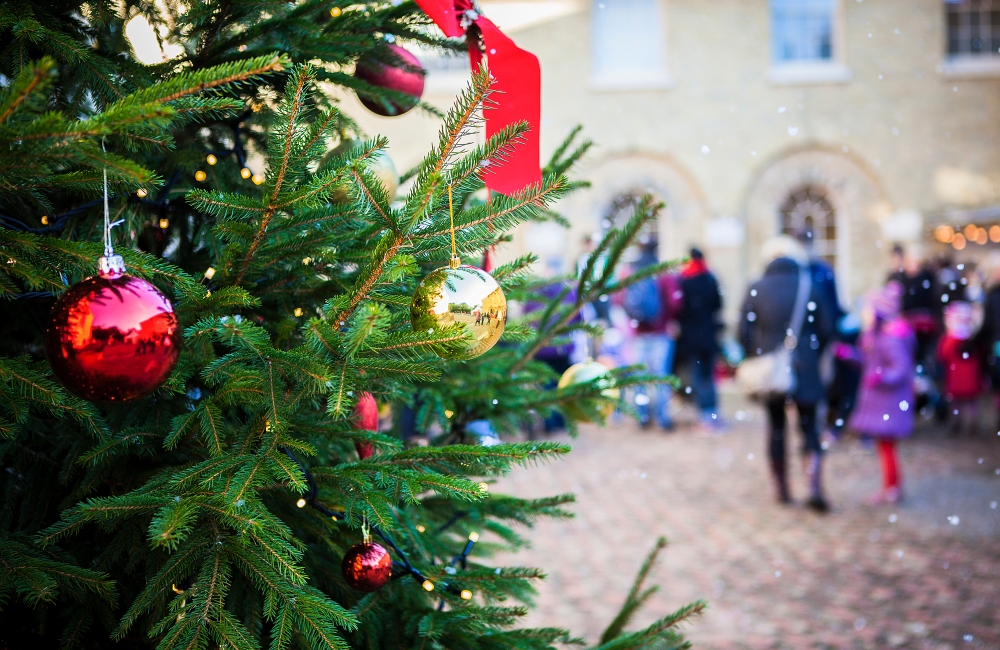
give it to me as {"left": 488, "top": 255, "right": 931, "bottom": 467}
{"left": 493, "top": 389, "right": 1000, "bottom": 650}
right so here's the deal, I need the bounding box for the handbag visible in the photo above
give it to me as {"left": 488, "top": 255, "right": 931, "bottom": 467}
{"left": 736, "top": 270, "right": 811, "bottom": 399}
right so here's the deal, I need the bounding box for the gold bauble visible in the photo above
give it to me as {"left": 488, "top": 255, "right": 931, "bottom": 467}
{"left": 558, "top": 360, "right": 620, "bottom": 423}
{"left": 331, "top": 140, "right": 398, "bottom": 201}
{"left": 411, "top": 264, "right": 506, "bottom": 359}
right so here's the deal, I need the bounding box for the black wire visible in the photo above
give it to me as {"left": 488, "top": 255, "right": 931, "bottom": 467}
{"left": 1, "top": 111, "right": 251, "bottom": 237}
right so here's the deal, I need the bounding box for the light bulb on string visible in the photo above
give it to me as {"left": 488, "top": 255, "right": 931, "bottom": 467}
{"left": 136, "top": 188, "right": 148, "bottom": 198}
{"left": 251, "top": 173, "right": 264, "bottom": 185}
{"left": 206, "top": 154, "right": 217, "bottom": 165}
{"left": 330, "top": 6, "right": 342, "bottom": 16}
{"left": 194, "top": 170, "right": 207, "bottom": 182}
{"left": 240, "top": 168, "right": 252, "bottom": 179}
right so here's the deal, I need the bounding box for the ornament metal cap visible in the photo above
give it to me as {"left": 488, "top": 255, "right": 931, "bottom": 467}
{"left": 98, "top": 254, "right": 126, "bottom": 279}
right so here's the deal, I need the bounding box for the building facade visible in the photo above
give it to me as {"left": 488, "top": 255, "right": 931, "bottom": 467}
{"left": 342, "top": 0, "right": 1000, "bottom": 321}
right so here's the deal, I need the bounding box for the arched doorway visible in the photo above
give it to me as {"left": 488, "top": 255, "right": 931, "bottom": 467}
{"left": 743, "top": 148, "right": 888, "bottom": 305}
{"left": 780, "top": 185, "right": 838, "bottom": 268}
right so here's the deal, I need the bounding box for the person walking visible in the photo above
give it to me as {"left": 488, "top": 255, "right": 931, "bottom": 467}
{"left": 837, "top": 282, "right": 916, "bottom": 504}
{"left": 677, "top": 248, "right": 725, "bottom": 431}
{"left": 624, "top": 237, "right": 681, "bottom": 430}
{"left": 739, "top": 236, "right": 835, "bottom": 511}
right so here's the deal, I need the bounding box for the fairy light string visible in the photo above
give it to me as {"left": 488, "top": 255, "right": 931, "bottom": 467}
{"left": 2, "top": 112, "right": 257, "bottom": 239}
{"left": 281, "top": 447, "right": 476, "bottom": 601}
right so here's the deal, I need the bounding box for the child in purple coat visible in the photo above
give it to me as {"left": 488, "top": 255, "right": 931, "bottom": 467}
{"left": 836, "top": 282, "right": 916, "bottom": 504}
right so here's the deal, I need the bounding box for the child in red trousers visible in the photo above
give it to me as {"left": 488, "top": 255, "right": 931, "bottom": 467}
{"left": 938, "top": 301, "right": 983, "bottom": 435}
{"left": 836, "top": 283, "right": 915, "bottom": 504}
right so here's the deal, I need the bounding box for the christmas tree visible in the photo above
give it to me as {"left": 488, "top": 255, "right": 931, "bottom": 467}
{"left": 0, "top": 2, "right": 703, "bottom": 648}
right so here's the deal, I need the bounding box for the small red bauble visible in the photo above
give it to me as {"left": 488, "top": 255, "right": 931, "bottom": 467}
{"left": 354, "top": 44, "right": 425, "bottom": 117}
{"left": 342, "top": 542, "right": 392, "bottom": 592}
{"left": 353, "top": 392, "right": 378, "bottom": 459}
{"left": 45, "top": 262, "right": 180, "bottom": 402}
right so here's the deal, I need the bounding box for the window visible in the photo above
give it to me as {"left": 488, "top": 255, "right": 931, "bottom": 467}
{"left": 590, "top": 0, "right": 671, "bottom": 90}
{"left": 771, "top": 0, "right": 835, "bottom": 63}
{"left": 946, "top": 0, "right": 1000, "bottom": 57}
{"left": 780, "top": 186, "right": 837, "bottom": 267}
{"left": 768, "top": 0, "right": 850, "bottom": 84}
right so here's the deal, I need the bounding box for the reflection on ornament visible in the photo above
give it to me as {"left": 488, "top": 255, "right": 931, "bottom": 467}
{"left": 45, "top": 260, "right": 181, "bottom": 402}
{"left": 558, "top": 360, "right": 620, "bottom": 423}
{"left": 354, "top": 44, "right": 425, "bottom": 117}
{"left": 411, "top": 264, "right": 506, "bottom": 359}
{"left": 342, "top": 542, "right": 392, "bottom": 592}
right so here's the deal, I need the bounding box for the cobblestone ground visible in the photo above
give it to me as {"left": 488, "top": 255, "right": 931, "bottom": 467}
{"left": 493, "top": 388, "right": 1000, "bottom": 650}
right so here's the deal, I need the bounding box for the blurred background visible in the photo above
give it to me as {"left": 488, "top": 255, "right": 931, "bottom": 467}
{"left": 340, "top": 0, "right": 999, "bottom": 321}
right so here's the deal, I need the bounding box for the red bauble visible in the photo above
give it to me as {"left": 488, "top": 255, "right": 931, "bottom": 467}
{"left": 354, "top": 392, "right": 378, "bottom": 459}
{"left": 342, "top": 542, "right": 392, "bottom": 592}
{"left": 354, "top": 44, "right": 425, "bottom": 117}
{"left": 45, "top": 269, "right": 180, "bottom": 402}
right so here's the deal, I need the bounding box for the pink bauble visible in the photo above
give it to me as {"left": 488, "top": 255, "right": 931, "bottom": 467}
{"left": 353, "top": 392, "right": 378, "bottom": 459}
{"left": 45, "top": 272, "right": 180, "bottom": 402}
{"left": 354, "top": 44, "right": 425, "bottom": 117}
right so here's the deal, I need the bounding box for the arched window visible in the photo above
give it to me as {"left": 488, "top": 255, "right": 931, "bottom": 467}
{"left": 780, "top": 185, "right": 836, "bottom": 266}
{"left": 600, "top": 192, "right": 645, "bottom": 233}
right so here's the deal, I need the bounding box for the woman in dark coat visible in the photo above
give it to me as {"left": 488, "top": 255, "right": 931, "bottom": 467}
{"left": 739, "top": 237, "right": 836, "bottom": 511}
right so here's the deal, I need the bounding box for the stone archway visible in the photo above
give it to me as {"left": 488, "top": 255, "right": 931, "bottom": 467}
{"left": 743, "top": 147, "right": 889, "bottom": 305}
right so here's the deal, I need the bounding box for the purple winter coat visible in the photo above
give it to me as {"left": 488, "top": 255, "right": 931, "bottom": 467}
{"left": 848, "top": 318, "right": 916, "bottom": 438}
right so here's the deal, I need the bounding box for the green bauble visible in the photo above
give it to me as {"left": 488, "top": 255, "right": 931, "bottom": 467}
{"left": 411, "top": 264, "right": 506, "bottom": 359}
{"left": 558, "top": 360, "right": 620, "bottom": 422}
{"left": 331, "top": 140, "right": 398, "bottom": 201}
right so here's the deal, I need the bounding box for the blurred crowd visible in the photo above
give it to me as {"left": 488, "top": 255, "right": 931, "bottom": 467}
{"left": 540, "top": 231, "right": 1000, "bottom": 513}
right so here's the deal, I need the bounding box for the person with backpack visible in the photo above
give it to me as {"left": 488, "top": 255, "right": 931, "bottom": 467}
{"left": 677, "top": 248, "right": 725, "bottom": 432}
{"left": 624, "top": 237, "right": 682, "bottom": 430}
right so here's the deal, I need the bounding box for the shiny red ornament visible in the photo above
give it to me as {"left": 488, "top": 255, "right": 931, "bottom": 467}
{"left": 45, "top": 263, "right": 180, "bottom": 403}
{"left": 342, "top": 542, "right": 392, "bottom": 592}
{"left": 353, "top": 391, "right": 378, "bottom": 459}
{"left": 354, "top": 44, "right": 425, "bottom": 117}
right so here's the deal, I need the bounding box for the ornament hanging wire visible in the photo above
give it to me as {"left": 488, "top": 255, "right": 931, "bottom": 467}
{"left": 448, "top": 183, "right": 460, "bottom": 269}
{"left": 99, "top": 137, "right": 126, "bottom": 278}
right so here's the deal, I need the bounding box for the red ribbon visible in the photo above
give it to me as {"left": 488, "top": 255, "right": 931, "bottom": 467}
{"left": 415, "top": 0, "right": 542, "bottom": 195}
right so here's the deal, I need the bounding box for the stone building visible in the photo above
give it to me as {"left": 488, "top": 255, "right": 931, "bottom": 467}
{"left": 342, "top": 0, "right": 1000, "bottom": 321}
